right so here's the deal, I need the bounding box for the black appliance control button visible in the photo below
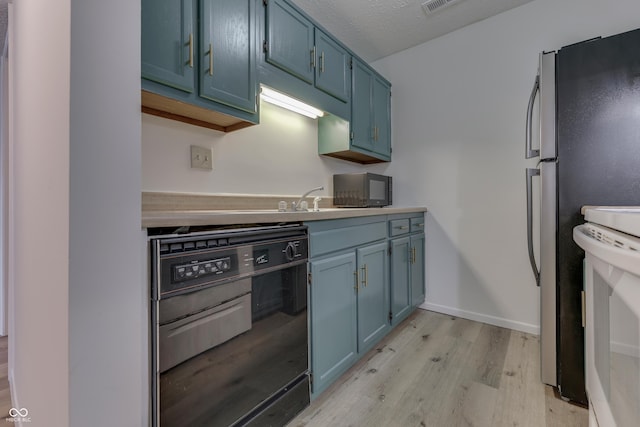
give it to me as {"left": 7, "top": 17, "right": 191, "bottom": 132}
{"left": 285, "top": 242, "right": 297, "bottom": 261}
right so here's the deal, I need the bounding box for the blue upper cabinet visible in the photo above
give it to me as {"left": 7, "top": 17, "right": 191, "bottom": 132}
{"left": 264, "top": 0, "right": 350, "bottom": 106}
{"left": 351, "top": 58, "right": 391, "bottom": 160}
{"left": 200, "top": 0, "right": 256, "bottom": 113}
{"left": 141, "top": 0, "right": 258, "bottom": 132}
{"left": 372, "top": 75, "right": 391, "bottom": 158}
{"left": 314, "top": 29, "right": 349, "bottom": 102}
{"left": 142, "top": 0, "right": 195, "bottom": 92}
{"left": 351, "top": 59, "right": 374, "bottom": 153}
{"left": 319, "top": 57, "right": 391, "bottom": 164}
{"left": 265, "top": 0, "right": 314, "bottom": 84}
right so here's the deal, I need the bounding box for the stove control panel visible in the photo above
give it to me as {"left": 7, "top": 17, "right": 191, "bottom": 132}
{"left": 173, "top": 257, "right": 231, "bottom": 282}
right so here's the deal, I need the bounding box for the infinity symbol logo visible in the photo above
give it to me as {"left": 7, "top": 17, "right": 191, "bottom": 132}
{"left": 9, "top": 407, "right": 28, "bottom": 417}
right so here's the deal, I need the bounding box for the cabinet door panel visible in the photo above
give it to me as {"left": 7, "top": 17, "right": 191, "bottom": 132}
{"left": 266, "top": 0, "right": 314, "bottom": 84}
{"left": 142, "top": 0, "right": 195, "bottom": 92}
{"left": 411, "top": 234, "right": 426, "bottom": 307}
{"left": 314, "top": 29, "right": 349, "bottom": 102}
{"left": 200, "top": 0, "right": 256, "bottom": 113}
{"left": 373, "top": 76, "right": 391, "bottom": 157}
{"left": 310, "top": 253, "right": 357, "bottom": 395}
{"left": 356, "top": 242, "right": 389, "bottom": 353}
{"left": 390, "top": 237, "right": 411, "bottom": 325}
{"left": 351, "top": 60, "right": 373, "bottom": 151}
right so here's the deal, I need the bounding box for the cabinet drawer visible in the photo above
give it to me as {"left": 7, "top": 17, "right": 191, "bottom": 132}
{"left": 389, "top": 219, "right": 410, "bottom": 237}
{"left": 410, "top": 217, "right": 425, "bottom": 233}
{"left": 309, "top": 221, "right": 386, "bottom": 258}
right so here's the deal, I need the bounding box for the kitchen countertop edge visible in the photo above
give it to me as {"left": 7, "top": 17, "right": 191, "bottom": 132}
{"left": 142, "top": 207, "right": 428, "bottom": 228}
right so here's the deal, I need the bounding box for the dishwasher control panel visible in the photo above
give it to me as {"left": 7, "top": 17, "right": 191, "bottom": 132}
{"left": 173, "top": 257, "right": 231, "bottom": 282}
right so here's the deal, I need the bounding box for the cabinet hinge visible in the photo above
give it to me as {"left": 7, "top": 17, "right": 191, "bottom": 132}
{"left": 388, "top": 246, "right": 392, "bottom": 256}
{"left": 263, "top": 40, "right": 268, "bottom": 53}
{"left": 349, "top": 58, "right": 353, "bottom": 70}
{"left": 263, "top": 0, "right": 268, "bottom": 6}
{"left": 389, "top": 311, "right": 393, "bottom": 322}
{"left": 307, "top": 272, "right": 312, "bottom": 286}
{"left": 309, "top": 372, "right": 313, "bottom": 385}
{"left": 350, "top": 131, "right": 354, "bottom": 140}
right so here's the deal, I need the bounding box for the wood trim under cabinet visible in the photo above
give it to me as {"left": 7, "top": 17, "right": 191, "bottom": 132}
{"left": 141, "top": 90, "right": 256, "bottom": 133}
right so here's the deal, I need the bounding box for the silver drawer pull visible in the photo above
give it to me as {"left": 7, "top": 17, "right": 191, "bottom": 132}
{"left": 396, "top": 225, "right": 409, "bottom": 230}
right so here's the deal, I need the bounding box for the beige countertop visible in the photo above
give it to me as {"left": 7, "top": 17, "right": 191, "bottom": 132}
{"left": 141, "top": 192, "right": 426, "bottom": 228}
{"left": 142, "top": 207, "right": 427, "bottom": 228}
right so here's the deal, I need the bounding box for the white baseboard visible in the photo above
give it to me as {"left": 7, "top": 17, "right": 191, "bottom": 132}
{"left": 420, "top": 301, "right": 540, "bottom": 335}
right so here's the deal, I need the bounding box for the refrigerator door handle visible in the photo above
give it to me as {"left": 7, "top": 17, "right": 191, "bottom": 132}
{"left": 526, "top": 168, "right": 540, "bottom": 285}
{"left": 525, "top": 75, "right": 540, "bottom": 159}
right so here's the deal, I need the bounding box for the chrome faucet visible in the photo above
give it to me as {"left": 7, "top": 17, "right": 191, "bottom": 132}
{"left": 292, "top": 186, "right": 324, "bottom": 211}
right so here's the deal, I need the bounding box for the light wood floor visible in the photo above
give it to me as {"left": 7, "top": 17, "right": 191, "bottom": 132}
{"left": 0, "top": 335, "right": 10, "bottom": 417}
{"left": 289, "top": 309, "right": 588, "bottom": 427}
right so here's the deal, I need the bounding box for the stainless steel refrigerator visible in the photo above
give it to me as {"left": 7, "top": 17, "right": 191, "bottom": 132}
{"left": 525, "top": 28, "right": 640, "bottom": 405}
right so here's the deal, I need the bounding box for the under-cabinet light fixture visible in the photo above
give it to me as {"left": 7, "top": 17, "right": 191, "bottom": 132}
{"left": 260, "top": 86, "right": 324, "bottom": 119}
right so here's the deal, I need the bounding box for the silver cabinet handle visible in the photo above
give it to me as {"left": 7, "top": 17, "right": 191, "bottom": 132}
{"left": 361, "top": 264, "right": 368, "bottom": 287}
{"left": 395, "top": 225, "right": 409, "bottom": 230}
{"left": 320, "top": 51, "right": 325, "bottom": 73}
{"left": 208, "top": 43, "right": 213, "bottom": 76}
{"left": 526, "top": 75, "right": 540, "bottom": 159}
{"left": 526, "top": 168, "right": 540, "bottom": 285}
{"left": 311, "top": 46, "right": 316, "bottom": 69}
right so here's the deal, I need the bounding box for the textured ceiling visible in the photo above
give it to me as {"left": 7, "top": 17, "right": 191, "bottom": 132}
{"left": 289, "top": 0, "right": 533, "bottom": 62}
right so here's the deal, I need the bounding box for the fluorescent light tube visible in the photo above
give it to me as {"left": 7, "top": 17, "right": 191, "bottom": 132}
{"left": 260, "top": 86, "right": 324, "bottom": 119}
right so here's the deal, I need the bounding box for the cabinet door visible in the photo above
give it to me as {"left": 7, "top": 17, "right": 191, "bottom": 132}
{"left": 356, "top": 242, "right": 389, "bottom": 353}
{"left": 266, "top": 0, "right": 314, "bottom": 84}
{"left": 142, "top": 0, "right": 195, "bottom": 92}
{"left": 314, "top": 29, "right": 349, "bottom": 102}
{"left": 372, "top": 76, "right": 391, "bottom": 158}
{"left": 309, "top": 253, "right": 358, "bottom": 395}
{"left": 351, "top": 59, "right": 373, "bottom": 152}
{"left": 200, "top": 0, "right": 256, "bottom": 113}
{"left": 390, "top": 237, "right": 411, "bottom": 326}
{"left": 411, "top": 233, "right": 426, "bottom": 307}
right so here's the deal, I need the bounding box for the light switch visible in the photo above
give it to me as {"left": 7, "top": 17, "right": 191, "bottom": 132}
{"left": 190, "top": 145, "right": 213, "bottom": 170}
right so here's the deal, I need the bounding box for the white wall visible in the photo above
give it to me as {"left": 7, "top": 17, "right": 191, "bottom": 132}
{"left": 68, "top": 0, "right": 143, "bottom": 425}
{"left": 10, "top": 0, "right": 142, "bottom": 425}
{"left": 11, "top": 0, "right": 70, "bottom": 424}
{"left": 0, "top": 14, "right": 8, "bottom": 337}
{"left": 373, "top": 0, "right": 640, "bottom": 333}
{"left": 142, "top": 101, "right": 393, "bottom": 198}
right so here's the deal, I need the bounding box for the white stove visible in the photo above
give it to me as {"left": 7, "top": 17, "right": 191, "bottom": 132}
{"left": 574, "top": 207, "right": 640, "bottom": 427}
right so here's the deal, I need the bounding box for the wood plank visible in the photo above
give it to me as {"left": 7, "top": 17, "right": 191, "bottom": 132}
{"left": 288, "top": 310, "right": 589, "bottom": 427}
{"left": 491, "top": 331, "right": 548, "bottom": 426}
{"left": 466, "top": 323, "right": 511, "bottom": 389}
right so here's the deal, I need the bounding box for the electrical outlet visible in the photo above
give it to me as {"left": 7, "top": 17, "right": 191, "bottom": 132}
{"left": 190, "top": 145, "right": 213, "bottom": 170}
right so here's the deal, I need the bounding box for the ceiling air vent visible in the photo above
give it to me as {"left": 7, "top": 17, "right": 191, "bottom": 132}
{"left": 421, "top": 0, "right": 460, "bottom": 15}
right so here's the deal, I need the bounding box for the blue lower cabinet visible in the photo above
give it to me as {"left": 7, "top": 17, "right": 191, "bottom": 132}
{"left": 309, "top": 253, "right": 358, "bottom": 397}
{"left": 307, "top": 214, "right": 423, "bottom": 398}
{"left": 356, "top": 242, "right": 390, "bottom": 353}
{"left": 390, "top": 236, "right": 411, "bottom": 325}
{"left": 411, "top": 233, "right": 426, "bottom": 307}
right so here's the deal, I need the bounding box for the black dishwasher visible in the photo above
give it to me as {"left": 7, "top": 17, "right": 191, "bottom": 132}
{"left": 149, "top": 224, "right": 310, "bottom": 427}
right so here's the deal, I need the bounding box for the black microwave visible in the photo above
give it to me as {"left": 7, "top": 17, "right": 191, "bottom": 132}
{"left": 333, "top": 173, "right": 392, "bottom": 207}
